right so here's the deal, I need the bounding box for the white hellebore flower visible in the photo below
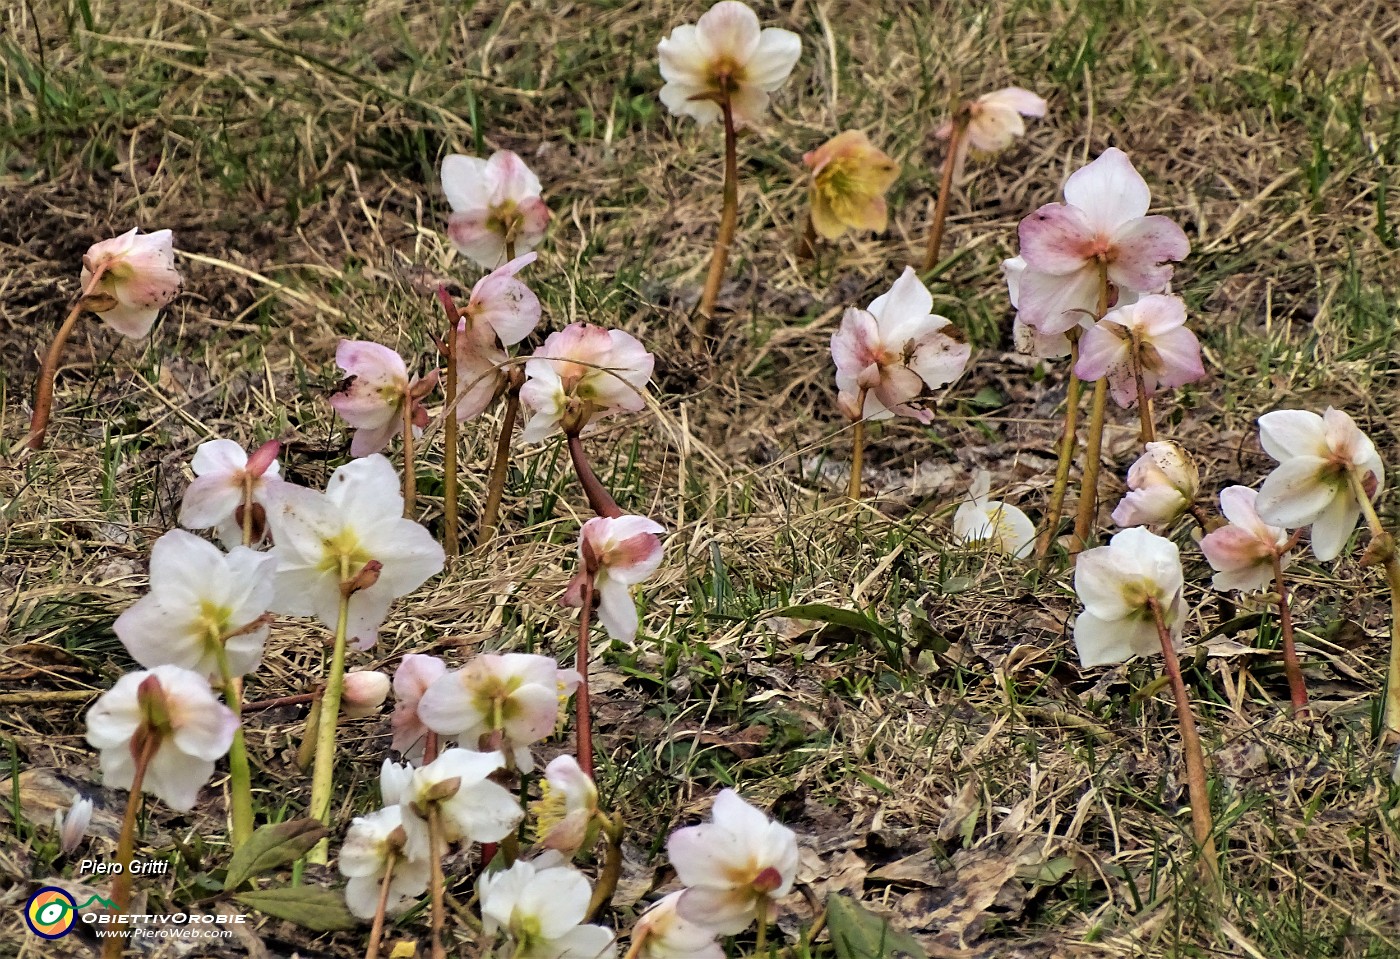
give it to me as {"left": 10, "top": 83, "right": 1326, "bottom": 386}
{"left": 380, "top": 757, "right": 414, "bottom": 806}
{"left": 479, "top": 852, "right": 617, "bottom": 959}
{"left": 658, "top": 1, "right": 801, "bottom": 131}
{"left": 85, "top": 665, "right": 238, "bottom": 811}
{"left": 113, "top": 529, "right": 276, "bottom": 682}
{"left": 570, "top": 515, "right": 666, "bottom": 643}
{"left": 534, "top": 755, "right": 601, "bottom": 856}
{"left": 1072, "top": 527, "right": 1184, "bottom": 668}
{"left": 263, "top": 455, "right": 445, "bottom": 650}
{"left": 442, "top": 151, "right": 550, "bottom": 270}
{"left": 1199, "top": 486, "right": 1292, "bottom": 593}
{"left": 399, "top": 748, "right": 522, "bottom": 861}
{"left": 1254, "top": 408, "right": 1385, "bottom": 562}
{"left": 178, "top": 438, "right": 283, "bottom": 547}
{"left": 631, "top": 892, "right": 724, "bottom": 959}
{"left": 952, "top": 470, "right": 1035, "bottom": 559}
{"left": 340, "top": 805, "right": 430, "bottom": 920}
{"left": 667, "top": 789, "right": 800, "bottom": 935}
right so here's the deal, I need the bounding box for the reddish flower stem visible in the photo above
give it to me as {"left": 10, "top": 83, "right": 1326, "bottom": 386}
{"left": 1271, "top": 553, "right": 1309, "bottom": 717}
{"left": 796, "top": 212, "right": 818, "bottom": 261}
{"left": 575, "top": 573, "right": 596, "bottom": 779}
{"left": 427, "top": 805, "right": 447, "bottom": 959}
{"left": 1071, "top": 264, "right": 1113, "bottom": 557}
{"left": 29, "top": 265, "right": 108, "bottom": 449}
{"left": 921, "top": 113, "right": 969, "bottom": 273}
{"left": 696, "top": 96, "right": 738, "bottom": 340}
{"left": 103, "top": 732, "right": 159, "bottom": 959}
{"left": 567, "top": 433, "right": 623, "bottom": 519}
{"left": 401, "top": 396, "right": 417, "bottom": 517}
{"left": 365, "top": 851, "right": 397, "bottom": 959}
{"left": 478, "top": 386, "right": 522, "bottom": 545}
{"left": 443, "top": 338, "right": 460, "bottom": 558}
{"left": 847, "top": 388, "right": 868, "bottom": 501}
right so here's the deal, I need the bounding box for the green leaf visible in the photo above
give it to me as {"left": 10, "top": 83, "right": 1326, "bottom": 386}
{"left": 827, "top": 893, "right": 927, "bottom": 959}
{"left": 236, "top": 885, "right": 359, "bottom": 931}
{"left": 769, "top": 604, "right": 900, "bottom": 651}
{"left": 224, "top": 819, "right": 329, "bottom": 891}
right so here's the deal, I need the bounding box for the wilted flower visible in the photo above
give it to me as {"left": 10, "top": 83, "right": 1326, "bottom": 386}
{"left": 631, "top": 892, "right": 724, "bottom": 959}
{"left": 1111, "top": 442, "right": 1200, "bottom": 527}
{"left": 85, "top": 665, "right": 238, "bottom": 811}
{"left": 80, "top": 228, "right": 182, "bottom": 338}
{"left": 443, "top": 151, "right": 550, "bottom": 270}
{"left": 340, "top": 805, "right": 430, "bottom": 920}
{"left": 54, "top": 797, "right": 93, "bottom": 856}
{"left": 342, "top": 670, "right": 391, "bottom": 719}
{"left": 391, "top": 654, "right": 449, "bottom": 759}
{"left": 533, "top": 755, "right": 601, "bottom": 856}
{"left": 398, "top": 748, "right": 521, "bottom": 861}
{"left": 952, "top": 471, "right": 1035, "bottom": 559}
{"left": 263, "top": 455, "right": 446, "bottom": 649}
{"left": 1016, "top": 149, "right": 1189, "bottom": 335}
{"left": 519, "top": 323, "right": 653, "bottom": 442}
{"left": 417, "top": 654, "right": 579, "bottom": 772}
{"left": 938, "top": 87, "right": 1046, "bottom": 177}
{"left": 1200, "top": 486, "right": 1292, "bottom": 592}
{"left": 1074, "top": 294, "right": 1204, "bottom": 407}
{"left": 830, "top": 266, "right": 970, "bottom": 422}
{"left": 802, "top": 131, "right": 900, "bottom": 239}
{"left": 566, "top": 515, "right": 666, "bottom": 643}
{"left": 479, "top": 852, "right": 617, "bottom": 959}
{"left": 178, "top": 439, "right": 282, "bottom": 547}
{"left": 1254, "top": 408, "right": 1385, "bottom": 562}
{"left": 668, "top": 789, "right": 800, "bottom": 935}
{"left": 114, "top": 530, "right": 276, "bottom": 682}
{"left": 658, "top": 1, "right": 801, "bottom": 131}
{"left": 330, "top": 340, "right": 438, "bottom": 458}
{"left": 1072, "top": 526, "right": 1184, "bottom": 668}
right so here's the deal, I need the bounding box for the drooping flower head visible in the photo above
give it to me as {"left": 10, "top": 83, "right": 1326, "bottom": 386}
{"left": 1200, "top": 486, "right": 1292, "bottom": 593}
{"left": 658, "top": 1, "right": 801, "bottom": 131}
{"left": 263, "top": 455, "right": 446, "bottom": 650}
{"left": 450, "top": 253, "right": 541, "bottom": 423}
{"left": 391, "top": 654, "right": 449, "bottom": 759}
{"left": 830, "top": 267, "right": 970, "bottom": 423}
{"left": 630, "top": 891, "right": 724, "bottom": 959}
{"left": 1072, "top": 526, "right": 1184, "bottom": 668}
{"left": 80, "top": 228, "right": 182, "bottom": 338}
{"left": 1074, "top": 294, "right": 1204, "bottom": 407}
{"left": 342, "top": 670, "right": 392, "bottom": 719}
{"left": 1254, "top": 408, "right": 1384, "bottom": 562}
{"left": 340, "top": 805, "right": 431, "bottom": 920}
{"left": 85, "top": 665, "right": 238, "bottom": 811}
{"left": 443, "top": 151, "right": 550, "bottom": 270}
{"left": 951, "top": 471, "right": 1035, "bottom": 559}
{"left": 330, "top": 340, "right": 439, "bottom": 457}
{"left": 417, "top": 654, "right": 580, "bottom": 772}
{"left": 519, "top": 324, "right": 653, "bottom": 442}
{"left": 533, "top": 755, "right": 601, "bottom": 857}
{"left": 1016, "top": 149, "right": 1189, "bottom": 335}
{"left": 938, "top": 87, "right": 1047, "bottom": 177}
{"left": 1111, "top": 442, "right": 1200, "bottom": 527}
{"left": 398, "top": 748, "right": 522, "bottom": 861}
{"left": 479, "top": 852, "right": 617, "bottom": 959}
{"left": 667, "top": 789, "right": 800, "bottom": 935}
{"left": 114, "top": 530, "right": 276, "bottom": 682}
{"left": 802, "top": 131, "right": 900, "bottom": 240}
{"left": 564, "top": 515, "right": 666, "bottom": 643}
{"left": 178, "top": 439, "right": 283, "bottom": 547}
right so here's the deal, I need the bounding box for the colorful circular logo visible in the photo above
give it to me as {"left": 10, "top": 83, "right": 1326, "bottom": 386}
{"left": 25, "top": 887, "right": 77, "bottom": 939}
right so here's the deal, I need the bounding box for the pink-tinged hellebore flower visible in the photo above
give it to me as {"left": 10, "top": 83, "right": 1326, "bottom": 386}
{"left": 658, "top": 1, "right": 801, "bottom": 131}
{"left": 631, "top": 892, "right": 725, "bottom": 959}
{"left": 442, "top": 151, "right": 550, "bottom": 270}
{"left": 479, "top": 852, "right": 618, "bottom": 959}
{"left": 952, "top": 471, "right": 1035, "bottom": 559}
{"left": 1016, "top": 148, "right": 1189, "bottom": 335}
{"left": 54, "top": 797, "right": 93, "bottom": 856}
{"left": 668, "top": 789, "right": 800, "bottom": 935}
{"left": 85, "top": 665, "right": 239, "bottom": 811}
{"left": 567, "top": 515, "right": 666, "bottom": 643}
{"left": 330, "top": 340, "right": 439, "bottom": 457}
{"left": 1200, "top": 486, "right": 1292, "bottom": 593}
{"left": 178, "top": 439, "right": 282, "bottom": 547}
{"left": 938, "top": 87, "right": 1047, "bottom": 177}
{"left": 81, "top": 228, "right": 182, "bottom": 338}
{"left": 417, "top": 653, "right": 580, "bottom": 772}
{"left": 398, "top": 748, "right": 521, "bottom": 861}
{"left": 533, "top": 754, "right": 601, "bottom": 857}
{"left": 391, "top": 654, "right": 449, "bottom": 759}
{"left": 802, "top": 131, "right": 900, "bottom": 239}
{"left": 342, "top": 670, "right": 391, "bottom": 719}
{"left": 1072, "top": 527, "right": 1184, "bottom": 668}
{"left": 263, "top": 455, "right": 446, "bottom": 650}
{"left": 830, "top": 267, "right": 971, "bottom": 423}
{"left": 1074, "top": 294, "right": 1204, "bottom": 407}
{"left": 1003, "top": 256, "right": 1072, "bottom": 359}
{"left": 114, "top": 530, "right": 276, "bottom": 682}
{"left": 340, "top": 805, "right": 430, "bottom": 920}
{"left": 451, "top": 253, "right": 542, "bottom": 423}
{"left": 519, "top": 323, "right": 654, "bottom": 442}
{"left": 1254, "top": 408, "right": 1385, "bottom": 562}
{"left": 1111, "top": 442, "right": 1200, "bottom": 527}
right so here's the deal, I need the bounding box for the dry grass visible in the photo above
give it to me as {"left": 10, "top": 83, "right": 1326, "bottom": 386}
{"left": 2, "top": 0, "right": 1399, "bottom": 956}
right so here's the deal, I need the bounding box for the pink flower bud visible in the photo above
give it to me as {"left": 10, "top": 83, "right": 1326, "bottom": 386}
{"left": 342, "top": 670, "right": 391, "bottom": 719}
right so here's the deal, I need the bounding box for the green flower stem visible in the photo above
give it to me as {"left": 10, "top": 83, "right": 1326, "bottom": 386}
{"left": 215, "top": 646, "right": 254, "bottom": 846}
{"left": 1036, "top": 332, "right": 1082, "bottom": 566}
{"left": 1348, "top": 469, "right": 1400, "bottom": 738}
{"left": 306, "top": 592, "right": 351, "bottom": 864}
{"left": 443, "top": 339, "right": 460, "bottom": 558}
{"left": 401, "top": 395, "right": 417, "bottom": 517}
{"left": 1072, "top": 264, "right": 1113, "bottom": 556}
